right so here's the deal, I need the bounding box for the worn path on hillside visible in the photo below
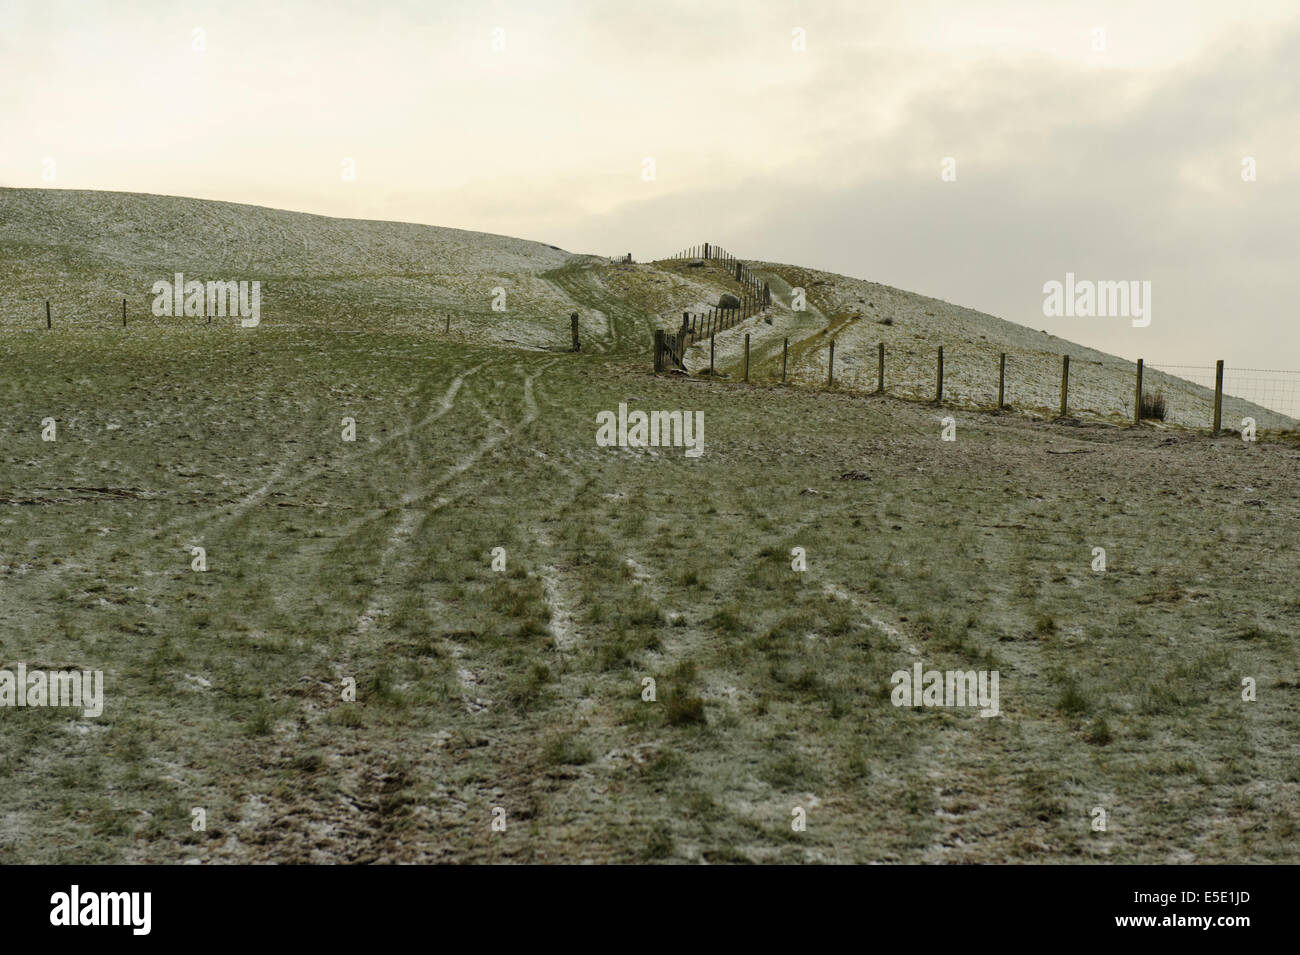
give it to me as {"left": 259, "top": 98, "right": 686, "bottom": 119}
{"left": 687, "top": 262, "right": 836, "bottom": 381}
{"left": 750, "top": 265, "right": 838, "bottom": 375}
{"left": 543, "top": 260, "right": 661, "bottom": 358}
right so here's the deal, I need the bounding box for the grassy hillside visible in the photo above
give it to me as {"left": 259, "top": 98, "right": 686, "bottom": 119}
{"left": 644, "top": 257, "right": 1293, "bottom": 430}
{"left": 1, "top": 189, "right": 1297, "bottom": 864}
{"left": 0, "top": 188, "right": 599, "bottom": 347}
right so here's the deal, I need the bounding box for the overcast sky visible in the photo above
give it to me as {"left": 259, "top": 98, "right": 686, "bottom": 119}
{"left": 2, "top": 0, "right": 1297, "bottom": 368}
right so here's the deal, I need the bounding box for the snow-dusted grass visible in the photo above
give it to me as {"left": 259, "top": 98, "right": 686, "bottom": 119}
{"left": 723, "top": 261, "right": 1294, "bottom": 431}
{"left": 4, "top": 190, "right": 1298, "bottom": 864}
{"left": 5, "top": 323, "right": 1300, "bottom": 864}
{"left": 0, "top": 188, "right": 591, "bottom": 347}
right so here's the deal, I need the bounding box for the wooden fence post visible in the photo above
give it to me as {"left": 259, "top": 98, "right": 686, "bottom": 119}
{"left": 827, "top": 340, "right": 835, "bottom": 389}
{"left": 877, "top": 343, "right": 885, "bottom": 394}
{"left": 1213, "top": 360, "right": 1224, "bottom": 434}
{"left": 122, "top": 298, "right": 127, "bottom": 327}
{"left": 998, "top": 353, "right": 1006, "bottom": 409}
{"left": 709, "top": 332, "right": 715, "bottom": 375}
{"left": 782, "top": 337, "right": 788, "bottom": 383}
{"left": 46, "top": 301, "right": 51, "bottom": 329}
{"left": 654, "top": 330, "right": 665, "bottom": 373}
{"left": 935, "top": 346, "right": 944, "bottom": 404}
{"left": 1133, "top": 358, "right": 1144, "bottom": 425}
{"left": 571, "top": 313, "right": 580, "bottom": 352}
{"left": 446, "top": 314, "right": 450, "bottom": 333}
{"left": 744, "top": 334, "right": 750, "bottom": 383}
{"left": 1059, "top": 355, "right": 1070, "bottom": 417}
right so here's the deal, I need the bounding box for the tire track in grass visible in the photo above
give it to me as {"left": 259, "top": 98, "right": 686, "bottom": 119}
{"left": 505, "top": 448, "right": 733, "bottom": 859}
{"left": 127, "top": 354, "right": 506, "bottom": 650}
{"left": 815, "top": 572, "right": 1015, "bottom": 862}
{"left": 147, "top": 354, "right": 503, "bottom": 545}
{"left": 88, "top": 353, "right": 506, "bottom": 771}
{"left": 533, "top": 526, "right": 579, "bottom": 653}
{"left": 74, "top": 351, "right": 506, "bottom": 660}
{"left": 192, "top": 356, "right": 558, "bottom": 862}
{"left": 819, "top": 580, "right": 914, "bottom": 651}
{"left": 347, "top": 359, "right": 556, "bottom": 642}
{"left": 333, "top": 357, "right": 554, "bottom": 724}
{"left": 523, "top": 404, "right": 588, "bottom": 655}
{"left": 427, "top": 371, "right": 680, "bottom": 859}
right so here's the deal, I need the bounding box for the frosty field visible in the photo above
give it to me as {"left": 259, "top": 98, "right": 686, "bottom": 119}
{"left": 2, "top": 190, "right": 1298, "bottom": 863}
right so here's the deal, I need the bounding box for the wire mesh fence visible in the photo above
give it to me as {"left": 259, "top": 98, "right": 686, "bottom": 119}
{"left": 661, "top": 330, "right": 1300, "bottom": 433}
{"left": 1147, "top": 364, "right": 1300, "bottom": 427}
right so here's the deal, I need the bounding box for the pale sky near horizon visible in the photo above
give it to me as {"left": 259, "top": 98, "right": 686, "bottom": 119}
{"left": 2, "top": 0, "right": 1297, "bottom": 369}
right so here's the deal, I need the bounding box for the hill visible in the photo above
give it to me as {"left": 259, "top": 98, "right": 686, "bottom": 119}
{"left": 0, "top": 187, "right": 598, "bottom": 347}
{"left": 1, "top": 188, "right": 1297, "bottom": 865}
{"left": 3, "top": 188, "right": 1290, "bottom": 430}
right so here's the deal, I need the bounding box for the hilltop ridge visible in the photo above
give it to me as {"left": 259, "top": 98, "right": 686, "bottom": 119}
{"left": 0, "top": 188, "right": 1289, "bottom": 428}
